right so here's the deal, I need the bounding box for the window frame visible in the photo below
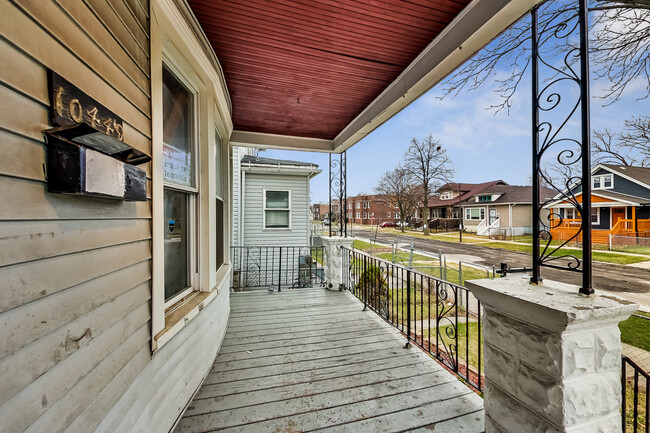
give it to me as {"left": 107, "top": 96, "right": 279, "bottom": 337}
{"left": 440, "top": 191, "right": 453, "bottom": 200}
{"left": 465, "top": 208, "right": 485, "bottom": 220}
{"left": 592, "top": 174, "right": 614, "bottom": 190}
{"left": 161, "top": 59, "right": 201, "bottom": 310}
{"left": 263, "top": 188, "right": 292, "bottom": 230}
{"left": 591, "top": 207, "right": 600, "bottom": 225}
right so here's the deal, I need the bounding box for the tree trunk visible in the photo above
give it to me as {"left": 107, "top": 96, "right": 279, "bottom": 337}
{"left": 423, "top": 206, "right": 430, "bottom": 235}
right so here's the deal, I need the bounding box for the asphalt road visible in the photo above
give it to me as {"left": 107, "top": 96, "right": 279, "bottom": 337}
{"left": 352, "top": 228, "right": 650, "bottom": 308}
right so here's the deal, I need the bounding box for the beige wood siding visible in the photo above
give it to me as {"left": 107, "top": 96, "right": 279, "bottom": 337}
{"left": 0, "top": 2, "right": 152, "bottom": 433}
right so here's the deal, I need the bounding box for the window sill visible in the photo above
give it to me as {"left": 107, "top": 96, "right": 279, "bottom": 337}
{"left": 153, "top": 264, "right": 231, "bottom": 352}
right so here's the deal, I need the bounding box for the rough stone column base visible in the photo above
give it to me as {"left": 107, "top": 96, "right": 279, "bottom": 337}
{"left": 321, "top": 236, "right": 353, "bottom": 291}
{"left": 465, "top": 276, "right": 637, "bottom": 433}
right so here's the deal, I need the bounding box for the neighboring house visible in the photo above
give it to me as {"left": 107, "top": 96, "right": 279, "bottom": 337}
{"left": 231, "top": 146, "right": 257, "bottom": 245}
{"left": 545, "top": 164, "right": 650, "bottom": 244}
{"left": 236, "top": 155, "right": 321, "bottom": 246}
{"left": 346, "top": 194, "right": 400, "bottom": 225}
{"left": 461, "top": 185, "right": 556, "bottom": 235}
{"left": 311, "top": 203, "right": 329, "bottom": 221}
{"left": 428, "top": 180, "right": 507, "bottom": 220}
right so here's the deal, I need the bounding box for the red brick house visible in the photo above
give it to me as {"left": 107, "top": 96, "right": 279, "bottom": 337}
{"left": 347, "top": 194, "right": 401, "bottom": 225}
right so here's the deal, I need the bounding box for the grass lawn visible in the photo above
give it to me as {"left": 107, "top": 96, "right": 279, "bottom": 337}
{"left": 615, "top": 245, "right": 650, "bottom": 255}
{"left": 619, "top": 311, "right": 650, "bottom": 352}
{"left": 477, "top": 242, "right": 648, "bottom": 265}
{"left": 376, "top": 251, "right": 436, "bottom": 263}
{"left": 425, "top": 322, "right": 483, "bottom": 372}
{"left": 352, "top": 239, "right": 375, "bottom": 251}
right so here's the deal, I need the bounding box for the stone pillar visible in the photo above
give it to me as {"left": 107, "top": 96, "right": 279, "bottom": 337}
{"left": 321, "top": 236, "right": 353, "bottom": 291}
{"left": 465, "top": 276, "right": 637, "bottom": 433}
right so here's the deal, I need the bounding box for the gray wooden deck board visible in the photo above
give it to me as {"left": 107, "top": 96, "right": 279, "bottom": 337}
{"left": 175, "top": 288, "right": 484, "bottom": 433}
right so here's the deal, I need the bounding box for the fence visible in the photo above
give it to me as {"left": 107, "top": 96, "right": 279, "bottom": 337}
{"left": 231, "top": 246, "right": 325, "bottom": 291}
{"left": 610, "top": 234, "right": 650, "bottom": 254}
{"left": 342, "top": 246, "right": 483, "bottom": 391}
{"left": 622, "top": 354, "right": 649, "bottom": 432}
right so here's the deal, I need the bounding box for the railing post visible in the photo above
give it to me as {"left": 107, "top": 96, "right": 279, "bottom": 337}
{"left": 405, "top": 270, "right": 411, "bottom": 348}
{"left": 278, "top": 247, "right": 282, "bottom": 292}
{"left": 362, "top": 254, "right": 367, "bottom": 311}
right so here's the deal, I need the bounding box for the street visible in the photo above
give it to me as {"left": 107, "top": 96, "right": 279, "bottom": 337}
{"left": 352, "top": 228, "right": 650, "bottom": 308}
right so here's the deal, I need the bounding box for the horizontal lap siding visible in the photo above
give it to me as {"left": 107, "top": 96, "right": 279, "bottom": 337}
{"left": 243, "top": 173, "right": 310, "bottom": 246}
{"left": 0, "top": 1, "right": 152, "bottom": 433}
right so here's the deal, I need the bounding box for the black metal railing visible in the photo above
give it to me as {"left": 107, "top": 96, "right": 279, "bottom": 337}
{"left": 231, "top": 246, "right": 325, "bottom": 291}
{"left": 622, "top": 354, "right": 649, "bottom": 433}
{"left": 342, "top": 246, "right": 483, "bottom": 392}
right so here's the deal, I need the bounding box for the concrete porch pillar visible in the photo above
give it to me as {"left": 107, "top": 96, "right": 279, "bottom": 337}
{"left": 465, "top": 276, "right": 637, "bottom": 432}
{"left": 321, "top": 236, "right": 353, "bottom": 291}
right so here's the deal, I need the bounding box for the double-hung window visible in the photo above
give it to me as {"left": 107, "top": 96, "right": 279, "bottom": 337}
{"left": 465, "top": 208, "right": 485, "bottom": 220}
{"left": 264, "top": 190, "right": 290, "bottom": 229}
{"left": 215, "top": 130, "right": 224, "bottom": 271}
{"left": 162, "top": 65, "right": 198, "bottom": 307}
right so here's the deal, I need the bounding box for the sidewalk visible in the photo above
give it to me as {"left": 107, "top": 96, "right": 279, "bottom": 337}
{"left": 622, "top": 343, "right": 650, "bottom": 377}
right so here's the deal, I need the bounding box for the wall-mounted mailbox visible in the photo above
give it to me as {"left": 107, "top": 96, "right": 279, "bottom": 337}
{"left": 45, "top": 135, "right": 146, "bottom": 201}
{"left": 43, "top": 70, "right": 149, "bottom": 201}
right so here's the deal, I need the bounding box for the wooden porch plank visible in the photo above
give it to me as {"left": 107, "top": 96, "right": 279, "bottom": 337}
{"left": 217, "top": 325, "right": 386, "bottom": 354}
{"left": 202, "top": 350, "right": 418, "bottom": 386}
{"left": 175, "top": 372, "right": 466, "bottom": 432}
{"left": 175, "top": 289, "right": 484, "bottom": 433}
{"left": 210, "top": 337, "right": 402, "bottom": 373}
{"left": 195, "top": 352, "right": 426, "bottom": 399}
{"left": 185, "top": 362, "right": 443, "bottom": 417}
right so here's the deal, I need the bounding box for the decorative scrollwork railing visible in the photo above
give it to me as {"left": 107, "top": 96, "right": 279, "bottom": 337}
{"left": 328, "top": 151, "right": 347, "bottom": 237}
{"left": 342, "top": 246, "right": 483, "bottom": 392}
{"left": 531, "top": 0, "right": 593, "bottom": 294}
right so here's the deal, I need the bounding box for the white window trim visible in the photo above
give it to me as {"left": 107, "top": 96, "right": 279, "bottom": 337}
{"left": 363, "top": 212, "right": 367, "bottom": 218}
{"left": 441, "top": 191, "right": 453, "bottom": 200}
{"left": 263, "top": 188, "right": 292, "bottom": 230}
{"left": 356, "top": 212, "right": 360, "bottom": 218}
{"left": 591, "top": 207, "right": 600, "bottom": 225}
{"left": 150, "top": 1, "right": 233, "bottom": 352}
{"left": 465, "top": 207, "right": 485, "bottom": 220}
{"left": 387, "top": 212, "right": 391, "bottom": 217}
{"left": 161, "top": 58, "right": 201, "bottom": 311}
{"left": 592, "top": 174, "right": 614, "bottom": 190}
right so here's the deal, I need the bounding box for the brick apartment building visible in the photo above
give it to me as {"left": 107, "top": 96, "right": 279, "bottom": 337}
{"left": 346, "top": 194, "right": 401, "bottom": 225}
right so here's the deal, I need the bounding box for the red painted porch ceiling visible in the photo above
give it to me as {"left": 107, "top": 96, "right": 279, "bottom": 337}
{"left": 189, "top": 0, "right": 472, "bottom": 139}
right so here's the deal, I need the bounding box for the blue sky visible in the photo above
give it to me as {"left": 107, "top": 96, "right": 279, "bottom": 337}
{"left": 261, "top": 11, "right": 648, "bottom": 204}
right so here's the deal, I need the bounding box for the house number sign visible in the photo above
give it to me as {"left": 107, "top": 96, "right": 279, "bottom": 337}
{"left": 47, "top": 70, "right": 124, "bottom": 142}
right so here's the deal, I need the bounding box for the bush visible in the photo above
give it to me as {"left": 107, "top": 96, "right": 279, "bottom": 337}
{"left": 356, "top": 265, "right": 390, "bottom": 315}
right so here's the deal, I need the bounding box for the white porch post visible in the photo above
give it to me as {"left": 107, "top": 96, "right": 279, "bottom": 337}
{"left": 321, "top": 236, "right": 353, "bottom": 290}
{"left": 466, "top": 276, "right": 637, "bottom": 432}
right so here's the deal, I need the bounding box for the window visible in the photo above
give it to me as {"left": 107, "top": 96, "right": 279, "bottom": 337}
{"left": 370, "top": 212, "right": 374, "bottom": 217}
{"left": 348, "top": 212, "right": 352, "bottom": 218}
{"left": 367, "top": 201, "right": 371, "bottom": 209}
{"left": 441, "top": 191, "right": 453, "bottom": 200}
{"left": 162, "top": 65, "right": 197, "bottom": 306}
{"left": 356, "top": 202, "right": 361, "bottom": 209}
{"left": 478, "top": 195, "right": 491, "bottom": 202}
{"left": 591, "top": 207, "right": 599, "bottom": 224}
{"left": 215, "top": 130, "right": 224, "bottom": 271}
{"left": 592, "top": 174, "right": 614, "bottom": 189}
{"left": 387, "top": 212, "right": 391, "bottom": 217}
{"left": 465, "top": 208, "right": 485, "bottom": 220}
{"left": 264, "top": 190, "right": 290, "bottom": 229}
{"left": 565, "top": 208, "right": 576, "bottom": 219}
{"left": 363, "top": 212, "right": 367, "bottom": 218}
{"left": 348, "top": 203, "right": 352, "bottom": 209}
{"left": 363, "top": 202, "right": 367, "bottom": 209}
{"left": 395, "top": 212, "right": 400, "bottom": 218}
{"left": 356, "top": 212, "right": 360, "bottom": 218}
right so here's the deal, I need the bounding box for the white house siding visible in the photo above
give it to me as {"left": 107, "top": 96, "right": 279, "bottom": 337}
{"left": 243, "top": 173, "right": 310, "bottom": 246}
{"left": 0, "top": 1, "right": 231, "bottom": 433}
{"left": 232, "top": 146, "right": 256, "bottom": 245}
{"left": 0, "top": 1, "right": 153, "bottom": 432}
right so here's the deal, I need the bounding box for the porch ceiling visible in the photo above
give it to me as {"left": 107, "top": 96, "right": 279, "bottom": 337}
{"left": 187, "top": 0, "right": 540, "bottom": 152}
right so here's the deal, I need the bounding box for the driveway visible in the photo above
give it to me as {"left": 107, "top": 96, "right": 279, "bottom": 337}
{"left": 352, "top": 229, "right": 650, "bottom": 309}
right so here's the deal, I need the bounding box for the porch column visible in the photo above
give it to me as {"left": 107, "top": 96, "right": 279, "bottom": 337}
{"left": 321, "top": 236, "right": 353, "bottom": 291}
{"left": 466, "top": 276, "right": 637, "bottom": 433}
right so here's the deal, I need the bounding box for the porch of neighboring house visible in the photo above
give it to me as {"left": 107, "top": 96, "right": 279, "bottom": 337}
{"left": 549, "top": 195, "right": 650, "bottom": 245}
{"left": 174, "top": 288, "right": 485, "bottom": 433}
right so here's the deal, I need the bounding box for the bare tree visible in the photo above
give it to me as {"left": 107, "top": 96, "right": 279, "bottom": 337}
{"left": 593, "top": 114, "right": 650, "bottom": 166}
{"left": 403, "top": 135, "right": 455, "bottom": 235}
{"left": 374, "top": 166, "right": 418, "bottom": 232}
{"left": 439, "top": 1, "right": 650, "bottom": 113}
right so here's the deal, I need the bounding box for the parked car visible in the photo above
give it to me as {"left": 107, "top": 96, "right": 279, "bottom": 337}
{"left": 379, "top": 221, "right": 396, "bottom": 228}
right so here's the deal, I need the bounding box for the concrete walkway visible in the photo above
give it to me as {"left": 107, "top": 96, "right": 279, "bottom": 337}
{"left": 622, "top": 343, "right": 650, "bottom": 377}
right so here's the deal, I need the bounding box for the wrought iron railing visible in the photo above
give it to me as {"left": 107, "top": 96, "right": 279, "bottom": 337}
{"left": 342, "top": 246, "right": 483, "bottom": 392}
{"left": 231, "top": 246, "right": 325, "bottom": 291}
{"left": 622, "top": 354, "right": 649, "bottom": 433}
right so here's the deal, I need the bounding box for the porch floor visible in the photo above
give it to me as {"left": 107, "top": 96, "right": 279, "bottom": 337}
{"left": 174, "top": 288, "right": 485, "bottom": 433}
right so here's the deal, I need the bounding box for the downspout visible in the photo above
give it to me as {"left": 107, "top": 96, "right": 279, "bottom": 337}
{"left": 240, "top": 170, "right": 245, "bottom": 246}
